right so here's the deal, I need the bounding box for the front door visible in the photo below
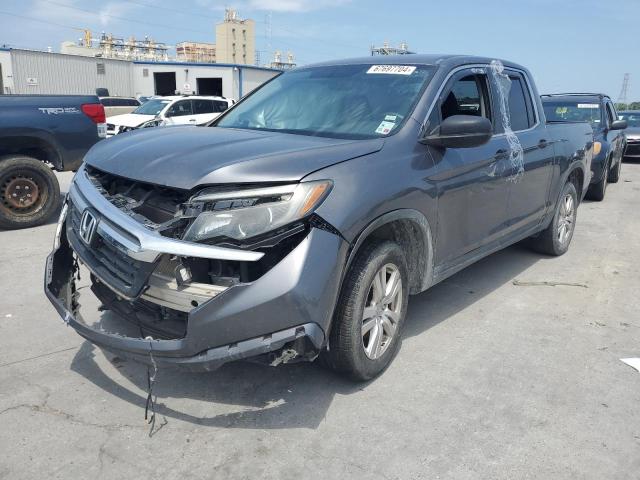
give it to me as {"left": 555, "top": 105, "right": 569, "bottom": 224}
{"left": 495, "top": 70, "right": 554, "bottom": 232}
{"left": 163, "top": 100, "right": 195, "bottom": 125}
{"left": 430, "top": 69, "right": 512, "bottom": 267}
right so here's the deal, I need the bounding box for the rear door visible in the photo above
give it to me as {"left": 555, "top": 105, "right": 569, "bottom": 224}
{"left": 431, "top": 68, "right": 512, "bottom": 267}
{"left": 497, "top": 70, "right": 554, "bottom": 232}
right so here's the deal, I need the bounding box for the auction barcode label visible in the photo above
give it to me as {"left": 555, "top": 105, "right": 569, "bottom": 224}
{"left": 367, "top": 65, "right": 416, "bottom": 75}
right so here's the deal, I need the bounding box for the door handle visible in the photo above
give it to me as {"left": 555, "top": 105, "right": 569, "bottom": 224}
{"left": 189, "top": 118, "right": 197, "bottom": 122}
{"left": 538, "top": 139, "right": 548, "bottom": 149}
{"left": 495, "top": 149, "right": 508, "bottom": 160}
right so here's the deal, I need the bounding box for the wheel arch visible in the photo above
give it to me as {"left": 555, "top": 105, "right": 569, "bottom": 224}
{"left": 0, "top": 135, "right": 63, "bottom": 170}
{"left": 565, "top": 165, "right": 585, "bottom": 204}
{"left": 344, "top": 209, "right": 435, "bottom": 295}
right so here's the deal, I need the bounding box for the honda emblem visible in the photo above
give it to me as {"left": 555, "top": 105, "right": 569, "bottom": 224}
{"left": 79, "top": 209, "right": 97, "bottom": 245}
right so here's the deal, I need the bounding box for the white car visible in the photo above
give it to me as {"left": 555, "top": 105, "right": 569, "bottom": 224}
{"left": 106, "top": 96, "right": 233, "bottom": 137}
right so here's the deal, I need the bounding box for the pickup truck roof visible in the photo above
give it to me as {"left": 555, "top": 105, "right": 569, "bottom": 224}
{"left": 306, "top": 54, "right": 527, "bottom": 72}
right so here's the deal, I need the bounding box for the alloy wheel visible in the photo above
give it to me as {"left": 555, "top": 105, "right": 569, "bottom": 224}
{"left": 361, "top": 263, "right": 403, "bottom": 360}
{"left": 557, "top": 193, "right": 575, "bottom": 245}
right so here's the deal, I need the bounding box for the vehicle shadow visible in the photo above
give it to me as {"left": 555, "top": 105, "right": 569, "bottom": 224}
{"left": 70, "top": 243, "right": 542, "bottom": 430}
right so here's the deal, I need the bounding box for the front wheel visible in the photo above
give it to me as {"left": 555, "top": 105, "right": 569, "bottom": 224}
{"left": 608, "top": 157, "right": 621, "bottom": 183}
{"left": 529, "top": 181, "right": 578, "bottom": 256}
{"left": 323, "top": 241, "right": 409, "bottom": 381}
{"left": 586, "top": 157, "right": 609, "bottom": 201}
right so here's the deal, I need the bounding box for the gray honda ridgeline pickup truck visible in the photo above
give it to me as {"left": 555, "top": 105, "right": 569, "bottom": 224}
{"left": 45, "top": 55, "right": 594, "bottom": 381}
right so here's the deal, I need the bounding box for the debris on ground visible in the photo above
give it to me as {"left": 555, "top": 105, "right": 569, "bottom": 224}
{"left": 270, "top": 349, "right": 299, "bottom": 367}
{"left": 620, "top": 358, "right": 640, "bottom": 373}
{"left": 512, "top": 280, "right": 588, "bottom": 288}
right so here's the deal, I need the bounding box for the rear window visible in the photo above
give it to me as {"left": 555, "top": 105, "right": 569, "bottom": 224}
{"left": 193, "top": 99, "right": 214, "bottom": 114}
{"left": 213, "top": 100, "right": 229, "bottom": 113}
{"left": 507, "top": 77, "right": 534, "bottom": 131}
{"left": 542, "top": 99, "right": 602, "bottom": 126}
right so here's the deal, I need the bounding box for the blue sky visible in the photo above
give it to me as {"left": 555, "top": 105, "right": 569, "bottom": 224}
{"left": 1, "top": 0, "right": 638, "bottom": 101}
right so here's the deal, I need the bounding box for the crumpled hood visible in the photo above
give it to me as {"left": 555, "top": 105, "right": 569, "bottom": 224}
{"left": 106, "top": 113, "right": 154, "bottom": 127}
{"left": 84, "top": 126, "right": 384, "bottom": 190}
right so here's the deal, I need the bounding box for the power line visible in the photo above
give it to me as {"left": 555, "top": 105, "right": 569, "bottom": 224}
{"left": 36, "top": 0, "right": 214, "bottom": 35}
{"left": 0, "top": 10, "right": 79, "bottom": 31}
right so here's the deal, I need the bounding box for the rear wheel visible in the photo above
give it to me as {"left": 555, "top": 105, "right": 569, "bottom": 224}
{"left": 586, "top": 157, "right": 609, "bottom": 201}
{"left": 608, "top": 156, "right": 621, "bottom": 183}
{"left": 323, "top": 241, "right": 409, "bottom": 381}
{"left": 529, "top": 181, "right": 578, "bottom": 256}
{"left": 0, "top": 156, "right": 60, "bottom": 229}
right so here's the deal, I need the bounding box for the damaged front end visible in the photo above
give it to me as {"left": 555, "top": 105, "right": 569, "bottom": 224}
{"left": 44, "top": 164, "right": 348, "bottom": 371}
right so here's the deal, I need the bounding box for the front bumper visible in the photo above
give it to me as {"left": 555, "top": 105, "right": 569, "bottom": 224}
{"left": 44, "top": 173, "right": 348, "bottom": 371}
{"left": 624, "top": 141, "right": 640, "bottom": 158}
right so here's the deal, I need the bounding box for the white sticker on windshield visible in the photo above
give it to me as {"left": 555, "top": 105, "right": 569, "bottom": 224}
{"left": 385, "top": 115, "right": 397, "bottom": 121}
{"left": 375, "top": 121, "right": 395, "bottom": 135}
{"left": 367, "top": 65, "right": 416, "bottom": 75}
{"left": 578, "top": 103, "right": 599, "bottom": 109}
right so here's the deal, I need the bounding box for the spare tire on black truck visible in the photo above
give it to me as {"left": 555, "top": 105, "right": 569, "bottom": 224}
{"left": 0, "top": 94, "right": 106, "bottom": 229}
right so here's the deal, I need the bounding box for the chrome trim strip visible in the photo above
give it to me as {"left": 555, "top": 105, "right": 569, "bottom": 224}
{"left": 71, "top": 166, "right": 265, "bottom": 262}
{"left": 193, "top": 184, "right": 295, "bottom": 202}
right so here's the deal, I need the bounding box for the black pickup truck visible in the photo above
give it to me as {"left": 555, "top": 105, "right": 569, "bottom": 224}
{"left": 542, "top": 94, "right": 627, "bottom": 201}
{"left": 0, "top": 95, "right": 106, "bottom": 229}
{"left": 46, "top": 55, "right": 594, "bottom": 381}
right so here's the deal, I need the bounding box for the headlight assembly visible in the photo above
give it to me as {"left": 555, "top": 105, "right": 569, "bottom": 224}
{"left": 182, "top": 180, "right": 332, "bottom": 242}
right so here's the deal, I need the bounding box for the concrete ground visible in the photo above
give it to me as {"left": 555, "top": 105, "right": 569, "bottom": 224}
{"left": 1, "top": 164, "right": 639, "bottom": 480}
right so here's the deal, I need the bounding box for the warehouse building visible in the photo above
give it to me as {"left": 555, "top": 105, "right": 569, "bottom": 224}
{"left": 0, "top": 47, "right": 280, "bottom": 100}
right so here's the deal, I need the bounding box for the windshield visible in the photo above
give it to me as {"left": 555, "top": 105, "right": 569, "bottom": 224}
{"left": 132, "top": 99, "right": 171, "bottom": 116}
{"left": 619, "top": 112, "right": 640, "bottom": 128}
{"left": 216, "top": 64, "right": 435, "bottom": 139}
{"left": 542, "top": 100, "right": 602, "bottom": 126}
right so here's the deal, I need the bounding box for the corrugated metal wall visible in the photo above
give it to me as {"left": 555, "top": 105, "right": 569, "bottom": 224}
{"left": 11, "top": 49, "right": 134, "bottom": 96}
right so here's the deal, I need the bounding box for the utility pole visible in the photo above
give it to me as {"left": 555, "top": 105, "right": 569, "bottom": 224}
{"left": 617, "top": 73, "right": 630, "bottom": 107}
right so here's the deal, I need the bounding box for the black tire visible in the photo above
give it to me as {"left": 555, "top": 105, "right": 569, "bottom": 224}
{"left": 323, "top": 240, "right": 409, "bottom": 381}
{"left": 586, "top": 157, "right": 609, "bottom": 201}
{"left": 530, "top": 181, "right": 578, "bottom": 256}
{"left": 0, "top": 155, "right": 60, "bottom": 229}
{"left": 608, "top": 156, "right": 621, "bottom": 183}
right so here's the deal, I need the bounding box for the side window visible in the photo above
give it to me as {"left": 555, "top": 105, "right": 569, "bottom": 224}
{"left": 506, "top": 76, "right": 532, "bottom": 131}
{"left": 100, "top": 98, "right": 113, "bottom": 107}
{"left": 166, "top": 100, "right": 193, "bottom": 117}
{"left": 441, "top": 74, "right": 491, "bottom": 121}
{"left": 193, "top": 99, "right": 215, "bottom": 114}
{"left": 213, "top": 100, "right": 229, "bottom": 113}
{"left": 127, "top": 99, "right": 140, "bottom": 107}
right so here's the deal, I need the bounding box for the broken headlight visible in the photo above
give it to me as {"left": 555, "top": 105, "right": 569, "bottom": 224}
{"left": 182, "top": 181, "right": 332, "bottom": 242}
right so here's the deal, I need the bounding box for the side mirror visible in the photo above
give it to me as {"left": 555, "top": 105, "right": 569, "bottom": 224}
{"left": 421, "top": 115, "right": 493, "bottom": 149}
{"left": 610, "top": 119, "right": 627, "bottom": 131}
